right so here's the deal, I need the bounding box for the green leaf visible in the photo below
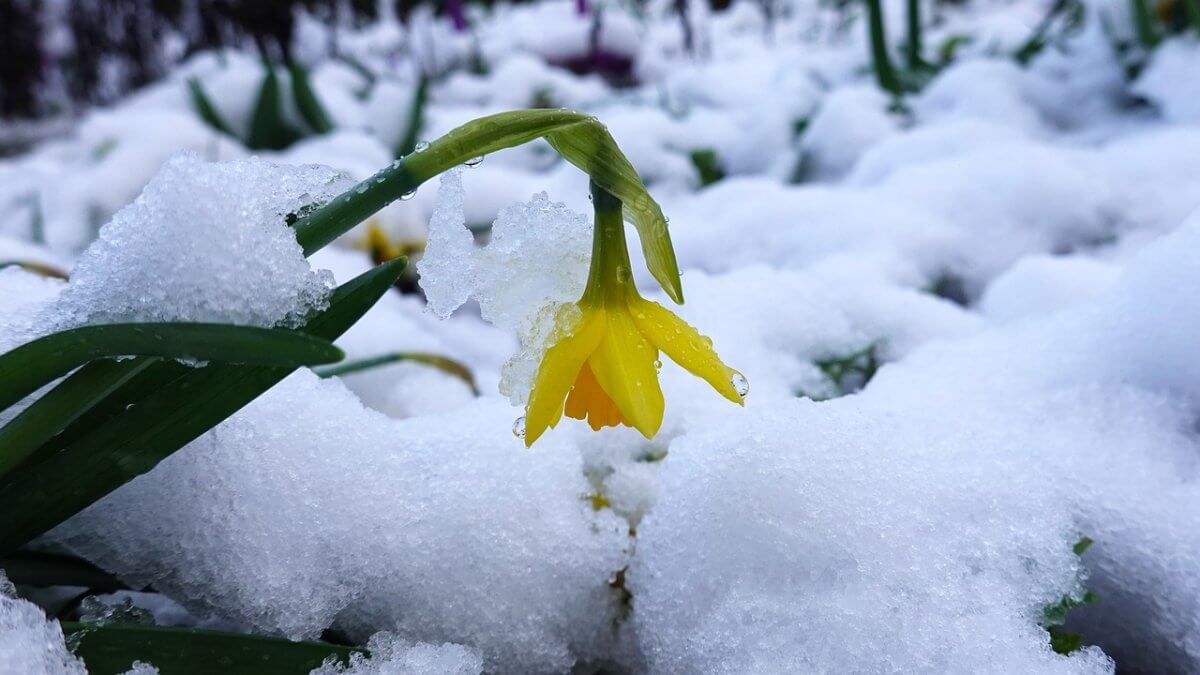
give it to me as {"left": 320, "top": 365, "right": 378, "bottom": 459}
{"left": 1048, "top": 626, "right": 1085, "bottom": 655}
{"left": 0, "top": 323, "right": 344, "bottom": 414}
{"left": 394, "top": 75, "right": 429, "bottom": 158}
{"left": 0, "top": 358, "right": 158, "bottom": 478}
{"left": 247, "top": 62, "right": 302, "bottom": 151}
{"left": 288, "top": 61, "right": 334, "bottom": 135}
{"left": 688, "top": 148, "right": 725, "bottom": 188}
{"left": 1073, "top": 536, "right": 1094, "bottom": 556}
{"left": 0, "top": 259, "right": 406, "bottom": 556}
{"left": 2, "top": 550, "right": 131, "bottom": 592}
{"left": 63, "top": 622, "right": 362, "bottom": 675}
{"left": 186, "top": 77, "right": 236, "bottom": 138}
{"left": 315, "top": 351, "right": 478, "bottom": 394}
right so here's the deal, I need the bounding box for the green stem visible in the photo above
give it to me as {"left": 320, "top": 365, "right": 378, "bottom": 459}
{"left": 905, "top": 0, "right": 923, "bottom": 69}
{"left": 865, "top": 0, "right": 904, "bottom": 96}
{"left": 292, "top": 110, "right": 590, "bottom": 256}
{"left": 581, "top": 181, "right": 634, "bottom": 307}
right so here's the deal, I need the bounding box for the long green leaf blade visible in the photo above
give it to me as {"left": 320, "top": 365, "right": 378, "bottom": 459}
{"left": 186, "top": 77, "right": 236, "bottom": 138}
{"left": 288, "top": 61, "right": 334, "bottom": 134}
{"left": 0, "top": 323, "right": 344, "bottom": 413}
{"left": 0, "top": 359, "right": 158, "bottom": 478}
{"left": 63, "top": 623, "right": 361, "bottom": 675}
{"left": 247, "top": 62, "right": 301, "bottom": 151}
{"left": 0, "top": 259, "right": 406, "bottom": 555}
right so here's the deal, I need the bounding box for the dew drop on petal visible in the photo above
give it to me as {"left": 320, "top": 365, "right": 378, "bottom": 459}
{"left": 512, "top": 416, "right": 526, "bottom": 439}
{"left": 464, "top": 155, "right": 484, "bottom": 167}
{"left": 414, "top": 141, "right": 430, "bottom": 152}
{"left": 731, "top": 371, "right": 750, "bottom": 397}
{"left": 654, "top": 358, "right": 662, "bottom": 370}
{"left": 399, "top": 189, "right": 417, "bottom": 201}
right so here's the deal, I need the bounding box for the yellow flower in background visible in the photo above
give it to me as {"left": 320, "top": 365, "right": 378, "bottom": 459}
{"left": 521, "top": 186, "right": 745, "bottom": 447}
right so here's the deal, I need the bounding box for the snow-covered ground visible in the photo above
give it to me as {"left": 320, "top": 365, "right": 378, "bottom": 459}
{"left": 3, "top": 0, "right": 1200, "bottom": 672}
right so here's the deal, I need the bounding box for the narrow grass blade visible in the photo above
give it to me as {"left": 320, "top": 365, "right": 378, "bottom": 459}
{"left": 63, "top": 623, "right": 362, "bottom": 675}
{"left": 315, "top": 351, "right": 479, "bottom": 394}
{"left": 2, "top": 551, "right": 131, "bottom": 592}
{"left": 288, "top": 61, "right": 333, "bottom": 134}
{"left": 246, "top": 62, "right": 301, "bottom": 151}
{"left": 394, "top": 75, "right": 429, "bottom": 158}
{"left": 0, "top": 259, "right": 406, "bottom": 555}
{"left": 186, "top": 77, "right": 236, "bottom": 138}
{"left": 0, "top": 358, "right": 158, "bottom": 478}
{"left": 0, "top": 323, "right": 344, "bottom": 413}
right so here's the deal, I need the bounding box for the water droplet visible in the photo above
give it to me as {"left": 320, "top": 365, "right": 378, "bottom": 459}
{"left": 512, "top": 416, "right": 526, "bottom": 439}
{"left": 464, "top": 155, "right": 484, "bottom": 167}
{"left": 731, "top": 372, "right": 750, "bottom": 397}
{"left": 414, "top": 141, "right": 430, "bottom": 152}
{"left": 615, "top": 266, "right": 629, "bottom": 282}
{"left": 355, "top": 184, "right": 369, "bottom": 195}
{"left": 654, "top": 359, "right": 662, "bottom": 369}
{"left": 391, "top": 159, "right": 402, "bottom": 169}
{"left": 399, "top": 189, "right": 417, "bottom": 201}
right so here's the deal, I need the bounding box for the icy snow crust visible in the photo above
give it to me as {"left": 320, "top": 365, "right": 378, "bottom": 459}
{"left": 3, "top": 0, "right": 1200, "bottom": 673}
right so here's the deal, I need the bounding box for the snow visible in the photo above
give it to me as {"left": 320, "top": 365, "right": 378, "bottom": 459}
{"left": 418, "top": 171, "right": 592, "bottom": 404}
{"left": 0, "top": 576, "right": 87, "bottom": 675}
{"left": 4, "top": 0, "right": 1200, "bottom": 672}
{"left": 50, "top": 372, "right": 629, "bottom": 673}
{"left": 45, "top": 154, "right": 346, "bottom": 332}
{"left": 312, "top": 633, "right": 482, "bottom": 675}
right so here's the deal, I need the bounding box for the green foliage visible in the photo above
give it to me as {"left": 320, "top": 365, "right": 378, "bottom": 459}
{"left": 289, "top": 62, "right": 334, "bottom": 134}
{"left": 247, "top": 61, "right": 303, "bottom": 151}
{"left": 1039, "top": 537, "right": 1098, "bottom": 655}
{"left": 0, "top": 323, "right": 342, "bottom": 413}
{"left": 798, "top": 344, "right": 882, "bottom": 400}
{"left": 63, "top": 623, "right": 362, "bottom": 675}
{"left": 190, "top": 61, "right": 335, "bottom": 150}
{"left": 187, "top": 77, "right": 235, "bottom": 137}
{"left": 1013, "top": 0, "right": 1085, "bottom": 65}
{"left": 395, "top": 75, "right": 430, "bottom": 158}
{"left": 689, "top": 148, "right": 725, "bottom": 188}
{"left": 316, "top": 350, "right": 479, "bottom": 394}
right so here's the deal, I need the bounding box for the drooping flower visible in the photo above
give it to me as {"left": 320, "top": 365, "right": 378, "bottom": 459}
{"left": 522, "top": 185, "right": 744, "bottom": 446}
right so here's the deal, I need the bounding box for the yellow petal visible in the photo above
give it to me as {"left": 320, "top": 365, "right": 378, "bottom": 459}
{"left": 525, "top": 308, "right": 606, "bottom": 446}
{"left": 565, "top": 362, "right": 628, "bottom": 430}
{"left": 629, "top": 298, "right": 742, "bottom": 405}
{"left": 587, "top": 306, "right": 664, "bottom": 438}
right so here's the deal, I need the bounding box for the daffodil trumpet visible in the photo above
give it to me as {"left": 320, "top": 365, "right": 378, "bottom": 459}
{"left": 522, "top": 183, "right": 745, "bottom": 446}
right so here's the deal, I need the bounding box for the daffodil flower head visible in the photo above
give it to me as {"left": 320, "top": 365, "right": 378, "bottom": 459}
{"left": 521, "top": 183, "right": 745, "bottom": 446}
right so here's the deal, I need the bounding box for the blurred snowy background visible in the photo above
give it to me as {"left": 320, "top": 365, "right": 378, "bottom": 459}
{"left": 3, "top": 0, "right": 1200, "bottom": 673}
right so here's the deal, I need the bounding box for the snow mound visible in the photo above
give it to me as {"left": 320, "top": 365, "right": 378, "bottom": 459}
{"left": 47, "top": 154, "right": 347, "bottom": 330}
{"left": 627, "top": 399, "right": 1112, "bottom": 674}
{"left": 51, "top": 371, "right": 628, "bottom": 673}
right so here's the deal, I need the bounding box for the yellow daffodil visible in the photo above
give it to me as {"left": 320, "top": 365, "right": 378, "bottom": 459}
{"left": 521, "top": 185, "right": 745, "bottom": 446}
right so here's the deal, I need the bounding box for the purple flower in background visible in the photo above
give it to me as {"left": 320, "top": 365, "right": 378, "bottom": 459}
{"left": 447, "top": 0, "right": 467, "bottom": 31}
{"left": 576, "top": 0, "right": 590, "bottom": 15}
